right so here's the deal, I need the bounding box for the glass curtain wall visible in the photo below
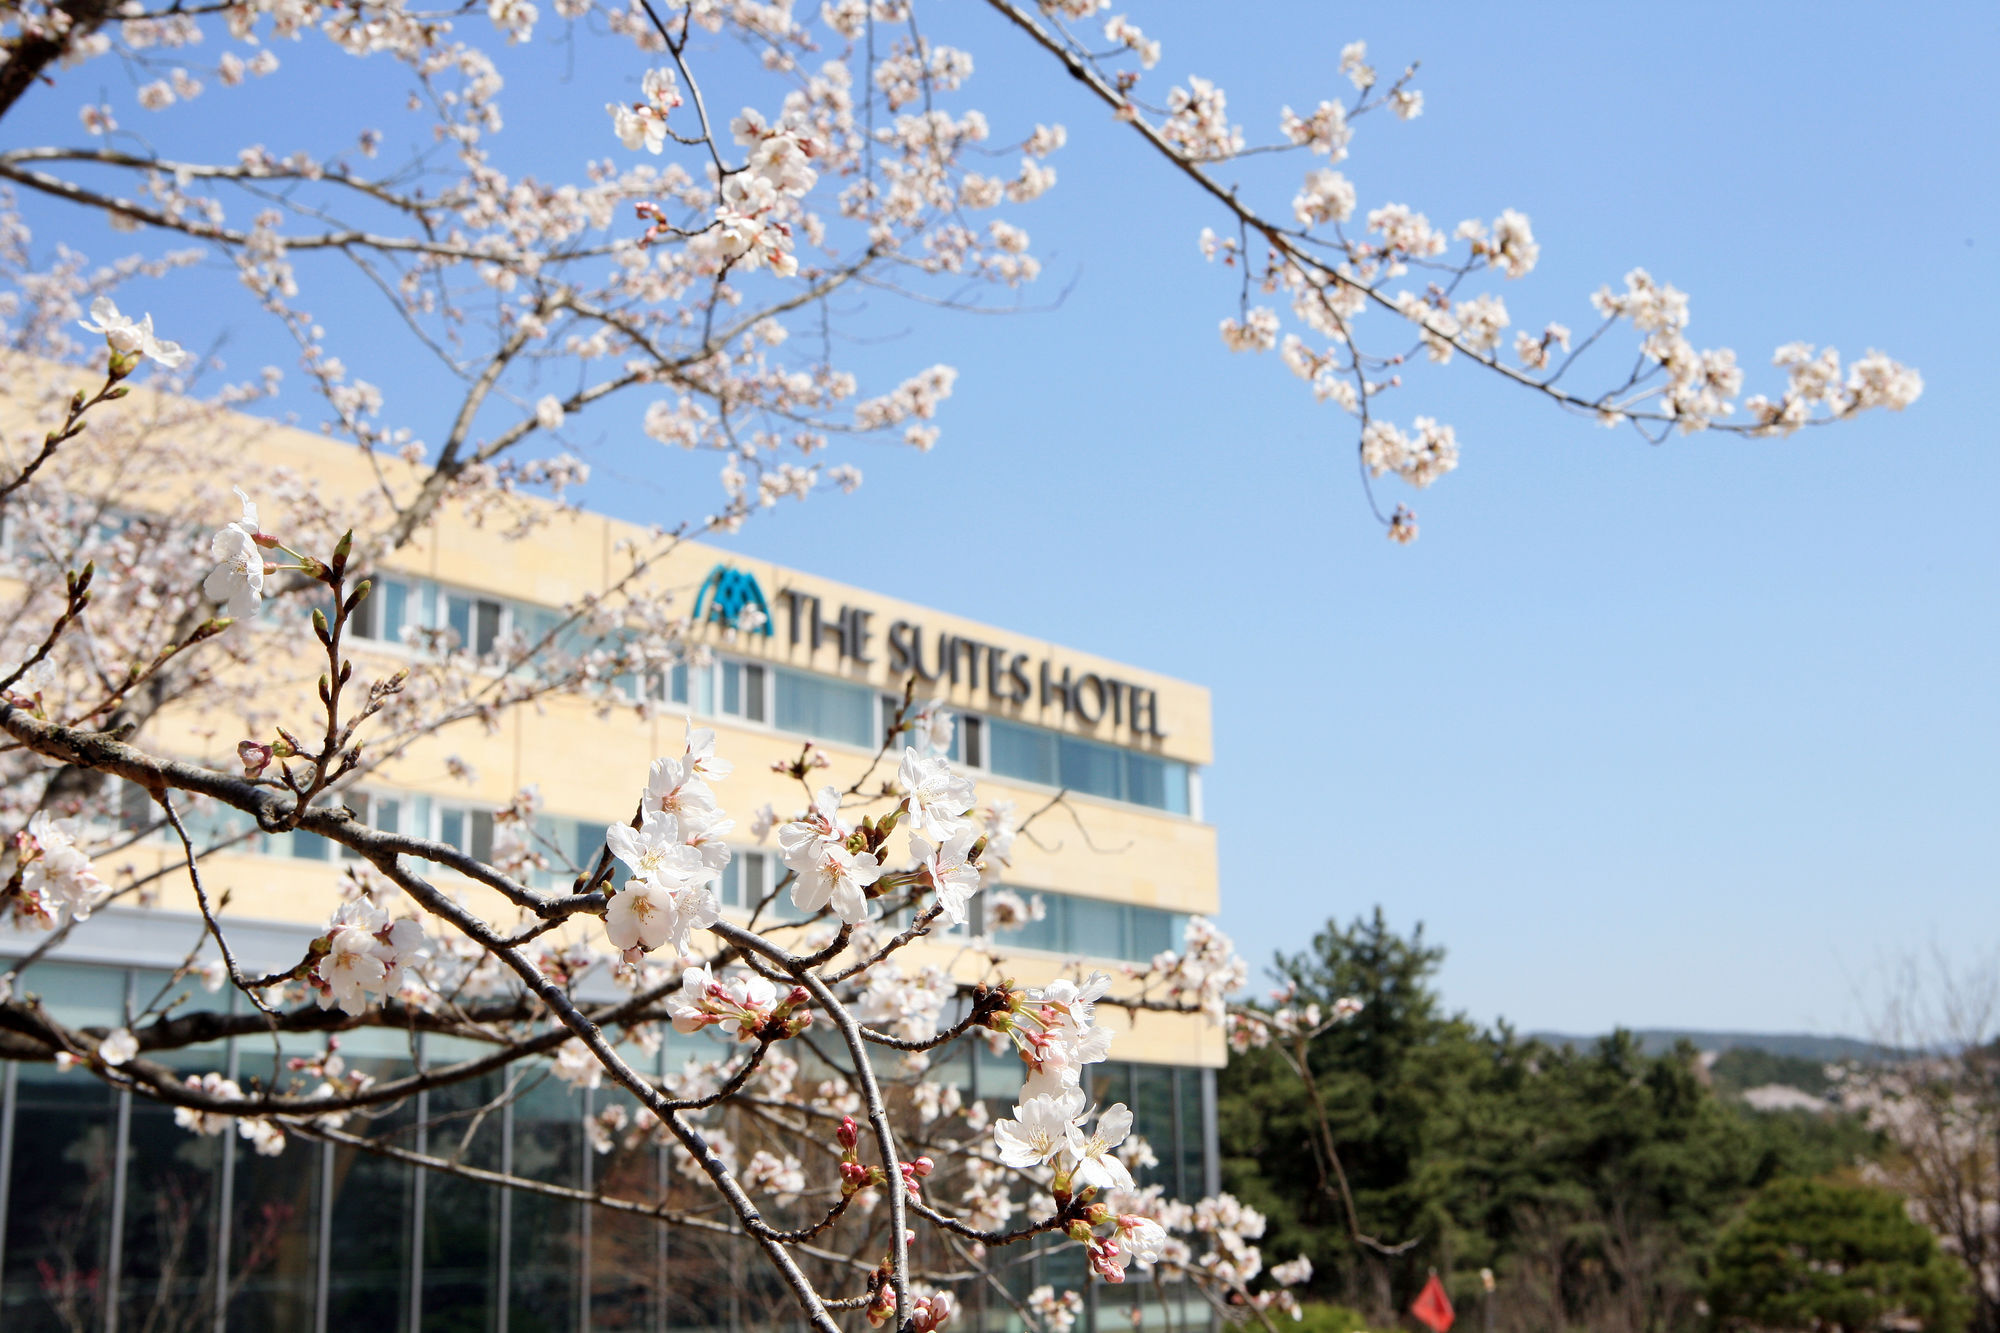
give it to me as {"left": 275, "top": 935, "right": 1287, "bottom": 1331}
{"left": 0, "top": 962, "right": 1216, "bottom": 1333}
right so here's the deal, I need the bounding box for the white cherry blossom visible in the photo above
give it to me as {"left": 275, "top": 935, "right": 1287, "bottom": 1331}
{"left": 897, "top": 746, "right": 976, "bottom": 839}
{"left": 911, "top": 828, "right": 980, "bottom": 927}
{"left": 790, "top": 839, "right": 883, "bottom": 925}
{"left": 202, "top": 487, "right": 266, "bottom": 620}
{"left": 993, "top": 1089, "right": 1084, "bottom": 1170}
{"left": 1064, "top": 1101, "right": 1135, "bottom": 1193}
{"left": 77, "top": 296, "right": 187, "bottom": 367}
{"left": 99, "top": 1027, "right": 138, "bottom": 1066}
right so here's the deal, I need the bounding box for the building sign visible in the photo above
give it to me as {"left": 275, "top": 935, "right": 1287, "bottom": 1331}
{"left": 693, "top": 565, "right": 774, "bottom": 636}
{"left": 774, "top": 587, "right": 1167, "bottom": 739}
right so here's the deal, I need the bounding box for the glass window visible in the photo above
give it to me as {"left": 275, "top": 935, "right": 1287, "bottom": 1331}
{"left": 3, "top": 1060, "right": 119, "bottom": 1329}
{"left": 1067, "top": 895, "right": 1128, "bottom": 960}
{"left": 1130, "top": 1064, "right": 1179, "bottom": 1192}
{"left": 324, "top": 1069, "right": 417, "bottom": 1328}
{"left": 354, "top": 575, "right": 410, "bottom": 644}
{"left": 422, "top": 1070, "right": 503, "bottom": 1329}
{"left": 1178, "top": 1068, "right": 1206, "bottom": 1200}
{"left": 225, "top": 1111, "right": 321, "bottom": 1332}
{"left": 960, "top": 716, "right": 984, "bottom": 769}
{"left": 522, "top": 606, "right": 560, "bottom": 656}
{"left": 1126, "top": 752, "right": 1190, "bottom": 814}
{"left": 446, "top": 594, "right": 473, "bottom": 652}
{"left": 508, "top": 1076, "right": 582, "bottom": 1329}
{"left": 986, "top": 720, "right": 1056, "bottom": 786}
{"left": 408, "top": 795, "right": 434, "bottom": 843}
{"left": 475, "top": 599, "right": 502, "bottom": 658}
{"left": 773, "top": 669, "right": 873, "bottom": 747}
{"left": 120, "top": 1056, "right": 226, "bottom": 1329}
{"left": 722, "top": 661, "right": 757, "bottom": 718}
{"left": 691, "top": 660, "right": 715, "bottom": 715}
{"left": 1130, "top": 905, "right": 1180, "bottom": 960}
{"left": 719, "top": 850, "right": 768, "bottom": 910}
{"left": 1058, "top": 736, "right": 1124, "bottom": 801}
{"left": 1006, "top": 892, "right": 1064, "bottom": 954}
{"left": 983, "top": 887, "right": 1184, "bottom": 963}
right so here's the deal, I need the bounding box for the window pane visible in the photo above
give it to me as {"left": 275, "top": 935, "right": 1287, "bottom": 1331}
{"left": 986, "top": 721, "right": 1056, "bottom": 786}
{"left": 1126, "top": 753, "right": 1171, "bottom": 810}
{"left": 440, "top": 809, "right": 464, "bottom": 852}
{"left": 324, "top": 1067, "right": 417, "bottom": 1328}
{"left": 743, "top": 664, "right": 766, "bottom": 723}
{"left": 668, "top": 663, "right": 688, "bottom": 704}
{"left": 720, "top": 857, "right": 741, "bottom": 909}
{"left": 722, "top": 661, "right": 742, "bottom": 715}
{"left": 470, "top": 810, "right": 495, "bottom": 864}
{"left": 773, "top": 669, "right": 873, "bottom": 747}
{"left": 1004, "top": 890, "right": 1063, "bottom": 953}
{"left": 350, "top": 581, "right": 376, "bottom": 639}
{"left": 3, "top": 1062, "right": 118, "bottom": 1330}
{"left": 1129, "top": 906, "right": 1176, "bottom": 962}
{"left": 422, "top": 1071, "right": 502, "bottom": 1329}
{"left": 1059, "top": 737, "right": 1124, "bottom": 801}
{"left": 962, "top": 716, "right": 983, "bottom": 769}
{"left": 121, "top": 1047, "right": 227, "bottom": 1330}
{"left": 378, "top": 579, "right": 408, "bottom": 645}
{"left": 474, "top": 599, "right": 501, "bottom": 657}
{"left": 509, "top": 1077, "right": 582, "bottom": 1329}
{"left": 1067, "top": 895, "right": 1127, "bottom": 960}
{"left": 1178, "top": 1068, "right": 1206, "bottom": 1201}
{"left": 1131, "top": 1065, "right": 1179, "bottom": 1192}
{"left": 446, "top": 595, "right": 472, "bottom": 652}
{"left": 226, "top": 1113, "right": 321, "bottom": 1332}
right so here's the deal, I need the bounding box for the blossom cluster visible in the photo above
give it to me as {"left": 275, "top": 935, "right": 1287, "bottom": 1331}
{"left": 9, "top": 812, "right": 109, "bottom": 929}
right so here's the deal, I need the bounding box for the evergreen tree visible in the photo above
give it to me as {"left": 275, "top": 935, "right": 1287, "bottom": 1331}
{"left": 1708, "top": 1177, "right": 1971, "bottom": 1332}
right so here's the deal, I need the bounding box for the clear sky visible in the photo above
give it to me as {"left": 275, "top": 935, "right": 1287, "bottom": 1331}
{"left": 13, "top": 4, "right": 1996, "bottom": 1036}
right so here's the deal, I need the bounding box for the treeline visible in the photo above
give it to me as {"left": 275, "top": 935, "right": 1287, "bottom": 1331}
{"left": 1218, "top": 910, "right": 1967, "bottom": 1332}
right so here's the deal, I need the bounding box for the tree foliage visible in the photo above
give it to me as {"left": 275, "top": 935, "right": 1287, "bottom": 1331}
{"left": 1221, "top": 908, "right": 1881, "bottom": 1329}
{"left": 1708, "top": 1176, "right": 1971, "bottom": 1333}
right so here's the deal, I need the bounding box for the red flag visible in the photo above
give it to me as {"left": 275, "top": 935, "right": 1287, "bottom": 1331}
{"left": 1409, "top": 1272, "right": 1455, "bottom": 1333}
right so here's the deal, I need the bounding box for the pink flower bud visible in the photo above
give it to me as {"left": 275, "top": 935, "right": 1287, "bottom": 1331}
{"left": 239, "top": 740, "right": 274, "bottom": 778}
{"left": 910, "top": 1292, "right": 956, "bottom": 1333}
{"left": 836, "top": 1115, "right": 859, "bottom": 1150}
{"left": 1086, "top": 1236, "right": 1126, "bottom": 1284}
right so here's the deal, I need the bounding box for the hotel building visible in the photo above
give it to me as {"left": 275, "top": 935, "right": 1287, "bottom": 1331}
{"left": 0, "top": 374, "right": 1222, "bottom": 1331}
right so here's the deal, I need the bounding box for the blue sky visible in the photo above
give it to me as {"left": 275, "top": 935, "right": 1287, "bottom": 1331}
{"left": 14, "top": 4, "right": 1997, "bottom": 1035}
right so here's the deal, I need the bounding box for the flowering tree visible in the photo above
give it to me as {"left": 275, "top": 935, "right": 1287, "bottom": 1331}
{"left": 1833, "top": 961, "right": 2000, "bottom": 1333}
{"left": 0, "top": 0, "right": 1924, "bottom": 1328}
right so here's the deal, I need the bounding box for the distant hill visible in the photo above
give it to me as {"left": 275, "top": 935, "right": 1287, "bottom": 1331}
{"left": 1527, "top": 1029, "right": 1899, "bottom": 1063}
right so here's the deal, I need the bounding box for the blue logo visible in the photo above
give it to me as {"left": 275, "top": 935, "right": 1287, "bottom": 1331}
{"left": 692, "top": 564, "right": 773, "bottom": 635}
